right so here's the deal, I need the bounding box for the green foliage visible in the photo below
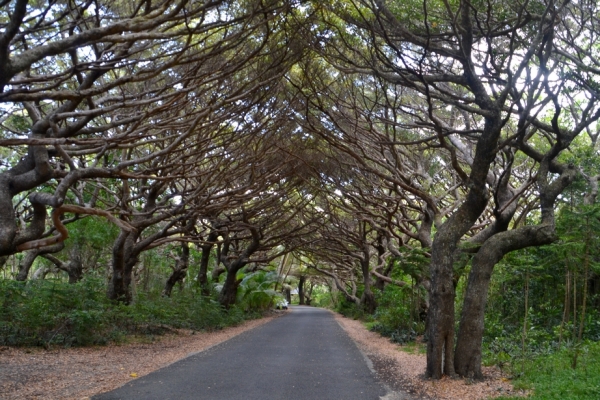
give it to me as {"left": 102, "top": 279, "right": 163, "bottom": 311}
{"left": 482, "top": 200, "right": 600, "bottom": 396}
{"left": 236, "top": 270, "right": 281, "bottom": 311}
{"left": 311, "top": 284, "right": 335, "bottom": 308}
{"left": 0, "top": 277, "right": 128, "bottom": 347}
{"left": 68, "top": 216, "right": 120, "bottom": 250}
{"left": 498, "top": 341, "right": 600, "bottom": 399}
{"left": 0, "top": 276, "right": 256, "bottom": 348}
{"left": 335, "top": 293, "right": 367, "bottom": 320}
{"left": 369, "top": 285, "right": 425, "bottom": 344}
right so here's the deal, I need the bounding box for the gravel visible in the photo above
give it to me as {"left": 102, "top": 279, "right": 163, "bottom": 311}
{"left": 334, "top": 313, "right": 528, "bottom": 400}
{"left": 0, "top": 312, "right": 285, "bottom": 400}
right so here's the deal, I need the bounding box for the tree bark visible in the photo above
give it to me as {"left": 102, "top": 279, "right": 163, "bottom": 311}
{"left": 108, "top": 231, "right": 138, "bottom": 303}
{"left": 298, "top": 275, "right": 306, "bottom": 305}
{"left": 217, "top": 225, "right": 261, "bottom": 307}
{"left": 425, "top": 86, "right": 504, "bottom": 378}
{"left": 284, "top": 286, "right": 292, "bottom": 304}
{"left": 197, "top": 230, "right": 219, "bottom": 295}
{"left": 454, "top": 164, "right": 577, "bottom": 378}
{"left": 219, "top": 267, "right": 242, "bottom": 307}
{"left": 360, "top": 258, "right": 377, "bottom": 314}
{"left": 16, "top": 243, "right": 67, "bottom": 281}
{"left": 163, "top": 243, "right": 190, "bottom": 297}
{"left": 39, "top": 246, "right": 83, "bottom": 284}
{"left": 454, "top": 226, "right": 556, "bottom": 378}
{"left": 307, "top": 281, "right": 314, "bottom": 305}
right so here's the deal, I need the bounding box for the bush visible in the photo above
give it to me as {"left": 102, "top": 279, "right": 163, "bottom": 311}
{"left": 368, "top": 285, "right": 425, "bottom": 344}
{"left": 335, "top": 295, "right": 366, "bottom": 320}
{"left": 0, "top": 277, "right": 258, "bottom": 348}
{"left": 498, "top": 341, "right": 600, "bottom": 399}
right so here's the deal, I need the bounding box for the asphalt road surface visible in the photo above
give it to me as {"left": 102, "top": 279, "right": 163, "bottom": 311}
{"left": 93, "top": 306, "right": 394, "bottom": 400}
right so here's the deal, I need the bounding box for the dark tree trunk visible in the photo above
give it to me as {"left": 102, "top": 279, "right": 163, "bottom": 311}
{"left": 284, "top": 286, "right": 291, "bottom": 304}
{"left": 425, "top": 97, "right": 504, "bottom": 378}
{"left": 455, "top": 165, "right": 576, "bottom": 378}
{"left": 374, "top": 257, "right": 394, "bottom": 291}
{"left": 219, "top": 267, "right": 242, "bottom": 307}
{"left": 65, "top": 260, "right": 83, "bottom": 283}
{"left": 361, "top": 288, "right": 376, "bottom": 314}
{"left": 108, "top": 231, "right": 138, "bottom": 304}
{"left": 454, "top": 226, "right": 558, "bottom": 377}
{"left": 360, "top": 258, "right": 377, "bottom": 314}
{"left": 373, "top": 232, "right": 390, "bottom": 292}
{"left": 427, "top": 156, "right": 494, "bottom": 378}
{"left": 16, "top": 243, "right": 65, "bottom": 281}
{"left": 16, "top": 250, "right": 42, "bottom": 281}
{"left": 217, "top": 226, "right": 261, "bottom": 307}
{"left": 163, "top": 244, "right": 190, "bottom": 297}
{"left": 427, "top": 236, "right": 459, "bottom": 379}
{"left": 298, "top": 275, "right": 306, "bottom": 305}
{"left": 197, "top": 230, "right": 219, "bottom": 295}
{"left": 0, "top": 147, "right": 52, "bottom": 257}
{"left": 305, "top": 282, "right": 314, "bottom": 305}
{"left": 38, "top": 246, "right": 83, "bottom": 284}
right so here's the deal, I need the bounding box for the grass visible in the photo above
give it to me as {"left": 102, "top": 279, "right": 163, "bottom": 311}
{"left": 398, "top": 341, "right": 426, "bottom": 355}
{"left": 498, "top": 341, "right": 600, "bottom": 399}
{"left": 363, "top": 321, "right": 377, "bottom": 330}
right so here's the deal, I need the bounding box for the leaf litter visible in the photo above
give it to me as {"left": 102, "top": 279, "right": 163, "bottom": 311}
{"left": 334, "top": 313, "right": 529, "bottom": 400}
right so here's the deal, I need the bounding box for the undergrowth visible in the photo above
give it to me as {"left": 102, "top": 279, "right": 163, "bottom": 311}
{"left": 497, "top": 341, "right": 600, "bottom": 399}
{"left": 0, "top": 277, "right": 258, "bottom": 348}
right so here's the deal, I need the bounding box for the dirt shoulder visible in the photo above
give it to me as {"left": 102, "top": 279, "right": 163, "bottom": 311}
{"left": 334, "top": 313, "right": 527, "bottom": 400}
{"left": 0, "top": 312, "right": 285, "bottom": 400}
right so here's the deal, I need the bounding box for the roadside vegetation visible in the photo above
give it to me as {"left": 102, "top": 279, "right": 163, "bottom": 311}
{"left": 329, "top": 200, "right": 600, "bottom": 398}
{"left": 0, "top": 270, "right": 266, "bottom": 348}
{"left": 1, "top": 277, "right": 263, "bottom": 348}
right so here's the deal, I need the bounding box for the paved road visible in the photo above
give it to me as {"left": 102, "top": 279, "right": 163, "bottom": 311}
{"left": 93, "top": 306, "right": 392, "bottom": 400}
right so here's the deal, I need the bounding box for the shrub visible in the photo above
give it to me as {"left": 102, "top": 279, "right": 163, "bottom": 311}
{"left": 0, "top": 276, "right": 258, "bottom": 347}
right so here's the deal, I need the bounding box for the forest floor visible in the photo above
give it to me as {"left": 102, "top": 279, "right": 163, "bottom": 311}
{"left": 0, "top": 313, "right": 284, "bottom": 400}
{"left": 1, "top": 309, "right": 527, "bottom": 400}
{"left": 334, "top": 313, "right": 529, "bottom": 400}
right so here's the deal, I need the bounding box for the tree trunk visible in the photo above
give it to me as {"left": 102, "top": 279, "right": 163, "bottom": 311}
{"left": 359, "top": 239, "right": 377, "bottom": 314}
{"left": 197, "top": 230, "right": 218, "bottom": 295}
{"left": 16, "top": 242, "right": 65, "bottom": 281}
{"left": 219, "top": 268, "right": 241, "bottom": 307}
{"left": 454, "top": 228, "right": 551, "bottom": 377}
{"left": 374, "top": 257, "right": 394, "bottom": 291}
{"left": 306, "top": 281, "right": 314, "bottom": 305}
{"left": 39, "top": 246, "right": 83, "bottom": 284}
{"left": 298, "top": 275, "right": 306, "bottom": 305}
{"left": 32, "top": 265, "right": 59, "bottom": 279}
{"left": 454, "top": 164, "right": 577, "bottom": 378}
{"left": 284, "top": 286, "right": 292, "bottom": 304}
{"left": 108, "top": 231, "right": 138, "bottom": 303}
{"left": 427, "top": 236, "right": 459, "bottom": 379}
{"left": 64, "top": 259, "right": 83, "bottom": 283}
{"left": 361, "top": 258, "right": 377, "bottom": 314}
{"left": 163, "top": 244, "right": 190, "bottom": 297}
{"left": 426, "top": 107, "right": 503, "bottom": 378}
{"left": 16, "top": 250, "right": 42, "bottom": 281}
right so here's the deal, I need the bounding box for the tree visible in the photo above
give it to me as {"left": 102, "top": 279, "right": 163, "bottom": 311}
{"left": 162, "top": 242, "right": 190, "bottom": 297}
{"left": 299, "top": 0, "right": 600, "bottom": 378}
